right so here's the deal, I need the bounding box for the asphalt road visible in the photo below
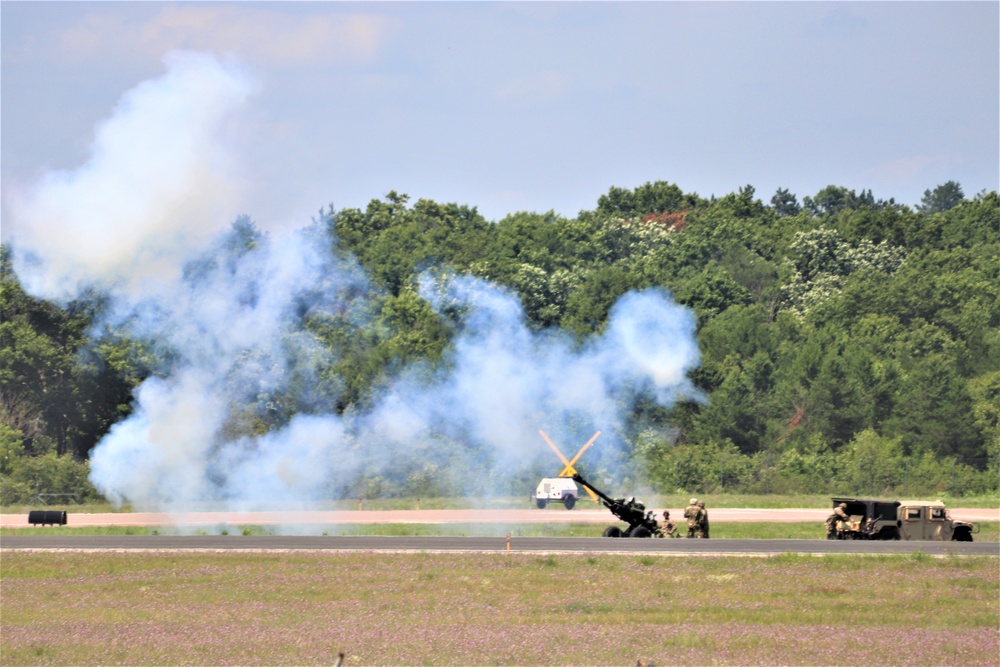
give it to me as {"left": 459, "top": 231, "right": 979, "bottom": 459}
{"left": 2, "top": 534, "right": 997, "bottom": 556}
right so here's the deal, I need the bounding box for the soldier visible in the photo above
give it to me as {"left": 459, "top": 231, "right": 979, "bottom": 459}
{"left": 659, "top": 510, "right": 678, "bottom": 538}
{"left": 697, "top": 500, "right": 709, "bottom": 538}
{"left": 861, "top": 515, "right": 878, "bottom": 537}
{"left": 684, "top": 498, "right": 703, "bottom": 538}
{"left": 825, "top": 502, "right": 850, "bottom": 539}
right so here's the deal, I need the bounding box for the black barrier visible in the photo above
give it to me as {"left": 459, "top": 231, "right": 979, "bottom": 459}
{"left": 27, "top": 510, "right": 67, "bottom": 526}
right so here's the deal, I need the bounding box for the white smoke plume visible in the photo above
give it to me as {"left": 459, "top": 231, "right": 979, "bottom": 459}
{"left": 8, "top": 51, "right": 256, "bottom": 302}
{"left": 362, "top": 274, "right": 704, "bottom": 479}
{"left": 88, "top": 224, "right": 368, "bottom": 508}
{"left": 7, "top": 51, "right": 704, "bottom": 512}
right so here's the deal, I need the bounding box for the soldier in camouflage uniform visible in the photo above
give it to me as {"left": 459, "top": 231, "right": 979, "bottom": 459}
{"left": 684, "top": 498, "right": 703, "bottom": 538}
{"left": 825, "top": 502, "right": 850, "bottom": 539}
{"left": 697, "top": 500, "right": 709, "bottom": 538}
{"left": 659, "top": 510, "right": 678, "bottom": 538}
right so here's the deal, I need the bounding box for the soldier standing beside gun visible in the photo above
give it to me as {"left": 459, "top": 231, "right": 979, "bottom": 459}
{"left": 684, "top": 498, "right": 703, "bottom": 538}
{"left": 697, "top": 500, "right": 709, "bottom": 538}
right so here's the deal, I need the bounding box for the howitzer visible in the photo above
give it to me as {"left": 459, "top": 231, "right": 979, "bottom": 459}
{"left": 572, "top": 473, "right": 662, "bottom": 538}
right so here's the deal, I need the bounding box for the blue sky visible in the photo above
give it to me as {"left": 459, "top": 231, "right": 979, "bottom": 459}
{"left": 2, "top": 1, "right": 997, "bottom": 235}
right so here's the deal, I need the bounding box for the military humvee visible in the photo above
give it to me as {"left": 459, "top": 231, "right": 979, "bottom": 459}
{"left": 829, "top": 497, "right": 977, "bottom": 541}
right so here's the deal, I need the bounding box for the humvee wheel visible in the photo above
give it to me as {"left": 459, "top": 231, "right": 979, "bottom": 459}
{"left": 953, "top": 527, "right": 973, "bottom": 542}
{"left": 535, "top": 499, "right": 547, "bottom": 509}
{"left": 629, "top": 526, "right": 652, "bottom": 538}
{"left": 877, "top": 527, "right": 900, "bottom": 540}
{"left": 563, "top": 495, "right": 576, "bottom": 510}
{"left": 602, "top": 526, "right": 623, "bottom": 538}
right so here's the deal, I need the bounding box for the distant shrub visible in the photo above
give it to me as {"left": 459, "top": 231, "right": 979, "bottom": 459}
{"left": 0, "top": 452, "right": 103, "bottom": 505}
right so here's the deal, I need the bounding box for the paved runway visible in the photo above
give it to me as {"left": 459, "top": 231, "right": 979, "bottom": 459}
{"left": 2, "top": 534, "right": 997, "bottom": 556}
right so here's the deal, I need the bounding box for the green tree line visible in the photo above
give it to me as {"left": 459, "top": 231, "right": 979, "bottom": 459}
{"left": 2, "top": 181, "right": 998, "bottom": 502}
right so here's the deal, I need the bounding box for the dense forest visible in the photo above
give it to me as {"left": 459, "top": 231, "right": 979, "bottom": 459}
{"left": 2, "top": 180, "right": 998, "bottom": 503}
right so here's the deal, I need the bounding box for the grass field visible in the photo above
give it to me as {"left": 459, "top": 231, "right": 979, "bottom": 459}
{"left": 2, "top": 550, "right": 997, "bottom": 666}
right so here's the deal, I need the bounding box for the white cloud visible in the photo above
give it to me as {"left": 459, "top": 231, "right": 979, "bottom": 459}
{"left": 865, "top": 155, "right": 944, "bottom": 187}
{"left": 494, "top": 70, "right": 571, "bottom": 106}
{"left": 59, "top": 5, "right": 395, "bottom": 67}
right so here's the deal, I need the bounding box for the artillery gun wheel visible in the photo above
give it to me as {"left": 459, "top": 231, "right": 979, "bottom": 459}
{"left": 563, "top": 495, "right": 576, "bottom": 510}
{"left": 628, "top": 526, "right": 652, "bottom": 538}
{"left": 602, "top": 526, "right": 623, "bottom": 538}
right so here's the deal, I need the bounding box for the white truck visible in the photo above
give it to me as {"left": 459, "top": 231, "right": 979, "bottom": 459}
{"left": 534, "top": 477, "right": 580, "bottom": 510}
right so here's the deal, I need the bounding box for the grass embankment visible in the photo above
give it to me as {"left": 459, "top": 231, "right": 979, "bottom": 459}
{"left": 5, "top": 493, "right": 1000, "bottom": 514}
{"left": 4, "top": 522, "right": 999, "bottom": 541}
{"left": 2, "top": 551, "right": 997, "bottom": 666}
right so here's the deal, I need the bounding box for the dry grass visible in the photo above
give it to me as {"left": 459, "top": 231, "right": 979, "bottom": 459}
{"left": 2, "top": 551, "right": 997, "bottom": 666}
